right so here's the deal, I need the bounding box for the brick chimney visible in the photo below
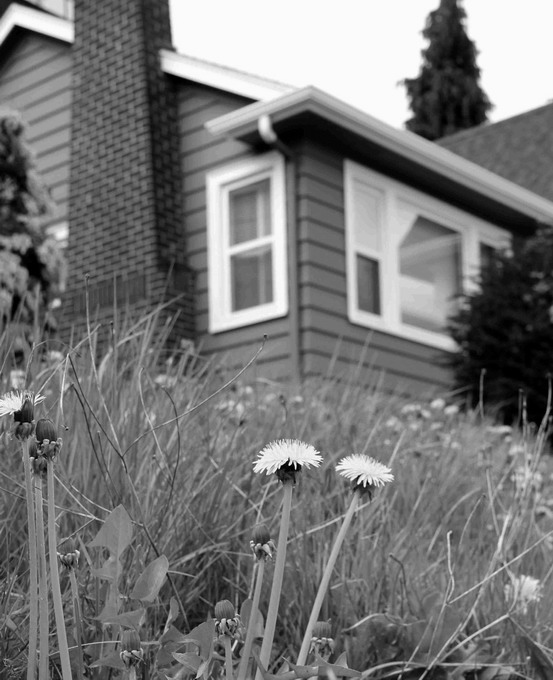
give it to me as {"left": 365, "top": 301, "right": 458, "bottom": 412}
{"left": 63, "top": 0, "right": 194, "bottom": 341}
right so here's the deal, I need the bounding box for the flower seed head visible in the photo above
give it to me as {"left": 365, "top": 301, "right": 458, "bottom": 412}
{"left": 120, "top": 629, "right": 143, "bottom": 669}
{"left": 252, "top": 523, "right": 271, "bottom": 545}
{"left": 312, "top": 621, "right": 332, "bottom": 639}
{"left": 214, "top": 599, "right": 235, "bottom": 621}
{"left": 214, "top": 599, "right": 240, "bottom": 638}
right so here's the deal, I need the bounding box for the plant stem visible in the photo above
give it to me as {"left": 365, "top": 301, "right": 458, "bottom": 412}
{"left": 255, "top": 482, "right": 293, "bottom": 680}
{"left": 69, "top": 569, "right": 86, "bottom": 680}
{"left": 223, "top": 635, "right": 234, "bottom": 680}
{"left": 46, "top": 461, "right": 73, "bottom": 680}
{"left": 296, "top": 492, "right": 359, "bottom": 666}
{"left": 34, "top": 475, "right": 49, "bottom": 679}
{"left": 22, "top": 440, "right": 39, "bottom": 680}
{"left": 237, "top": 560, "right": 266, "bottom": 680}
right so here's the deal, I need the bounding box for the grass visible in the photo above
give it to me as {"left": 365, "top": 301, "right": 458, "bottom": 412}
{"left": 1, "top": 308, "right": 553, "bottom": 678}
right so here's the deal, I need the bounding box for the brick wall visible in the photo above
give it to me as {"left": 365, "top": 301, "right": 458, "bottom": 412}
{"left": 63, "top": 0, "right": 194, "bottom": 343}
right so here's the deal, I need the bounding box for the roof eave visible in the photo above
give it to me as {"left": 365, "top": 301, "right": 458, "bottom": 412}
{"left": 205, "top": 86, "right": 553, "bottom": 226}
{"left": 0, "top": 2, "right": 73, "bottom": 45}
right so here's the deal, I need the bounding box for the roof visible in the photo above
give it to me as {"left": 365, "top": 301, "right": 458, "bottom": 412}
{"left": 205, "top": 86, "right": 553, "bottom": 230}
{"left": 438, "top": 103, "right": 553, "bottom": 202}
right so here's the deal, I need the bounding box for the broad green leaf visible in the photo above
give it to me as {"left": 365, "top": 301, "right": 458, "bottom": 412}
{"left": 172, "top": 652, "right": 203, "bottom": 674}
{"left": 89, "top": 505, "right": 133, "bottom": 559}
{"left": 182, "top": 619, "right": 215, "bottom": 660}
{"left": 164, "top": 596, "right": 181, "bottom": 633}
{"left": 131, "top": 554, "right": 169, "bottom": 602}
{"left": 90, "top": 650, "right": 125, "bottom": 670}
{"left": 97, "top": 607, "right": 145, "bottom": 629}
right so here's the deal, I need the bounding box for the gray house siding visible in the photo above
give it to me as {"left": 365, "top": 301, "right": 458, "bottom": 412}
{"left": 0, "top": 33, "right": 72, "bottom": 226}
{"left": 296, "top": 139, "right": 452, "bottom": 392}
{"left": 177, "top": 82, "right": 292, "bottom": 379}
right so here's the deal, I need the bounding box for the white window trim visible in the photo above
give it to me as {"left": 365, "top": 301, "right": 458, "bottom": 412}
{"left": 206, "top": 152, "right": 288, "bottom": 333}
{"left": 344, "top": 160, "right": 511, "bottom": 352}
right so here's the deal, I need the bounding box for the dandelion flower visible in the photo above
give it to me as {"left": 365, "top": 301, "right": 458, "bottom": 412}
{"left": 0, "top": 390, "right": 44, "bottom": 418}
{"left": 505, "top": 575, "right": 541, "bottom": 614}
{"left": 336, "top": 454, "right": 393, "bottom": 494}
{"left": 253, "top": 439, "right": 322, "bottom": 483}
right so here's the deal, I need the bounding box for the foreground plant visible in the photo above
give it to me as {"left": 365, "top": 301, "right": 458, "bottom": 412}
{"left": 297, "top": 454, "right": 393, "bottom": 665}
{"left": 0, "top": 390, "right": 43, "bottom": 680}
{"left": 253, "top": 440, "right": 323, "bottom": 677}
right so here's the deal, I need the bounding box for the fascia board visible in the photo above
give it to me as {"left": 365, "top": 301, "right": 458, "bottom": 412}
{"left": 205, "top": 86, "right": 553, "bottom": 225}
{"left": 160, "top": 48, "right": 292, "bottom": 102}
{"left": 0, "top": 3, "right": 73, "bottom": 46}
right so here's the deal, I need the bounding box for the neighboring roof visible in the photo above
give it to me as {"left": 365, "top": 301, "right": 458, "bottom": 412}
{"left": 438, "top": 103, "right": 553, "bottom": 202}
{"left": 205, "top": 86, "right": 553, "bottom": 229}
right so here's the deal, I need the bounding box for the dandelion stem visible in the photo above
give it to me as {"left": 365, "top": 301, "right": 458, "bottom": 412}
{"left": 22, "top": 440, "right": 39, "bottom": 680}
{"left": 69, "top": 568, "right": 86, "bottom": 680}
{"left": 237, "top": 560, "right": 266, "bottom": 680}
{"left": 296, "top": 491, "right": 359, "bottom": 666}
{"left": 47, "top": 461, "right": 72, "bottom": 680}
{"left": 256, "top": 482, "right": 293, "bottom": 679}
{"left": 34, "top": 475, "right": 49, "bottom": 680}
{"left": 223, "top": 635, "right": 235, "bottom": 680}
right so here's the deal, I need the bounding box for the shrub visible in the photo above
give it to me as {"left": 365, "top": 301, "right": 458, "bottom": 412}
{"left": 448, "top": 226, "right": 553, "bottom": 425}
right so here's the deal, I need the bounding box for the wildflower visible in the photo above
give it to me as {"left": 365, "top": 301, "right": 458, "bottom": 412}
{"left": 250, "top": 523, "right": 276, "bottom": 562}
{"left": 214, "top": 599, "right": 241, "bottom": 638}
{"left": 0, "top": 390, "right": 44, "bottom": 419}
{"left": 58, "top": 538, "right": 80, "bottom": 570}
{"left": 444, "top": 404, "right": 460, "bottom": 416}
{"left": 505, "top": 575, "right": 541, "bottom": 614}
{"left": 430, "top": 397, "right": 446, "bottom": 411}
{"left": 120, "top": 629, "right": 143, "bottom": 669}
{"left": 309, "top": 620, "right": 335, "bottom": 660}
{"left": 35, "top": 418, "right": 62, "bottom": 461}
{"left": 336, "top": 454, "right": 393, "bottom": 497}
{"left": 29, "top": 439, "right": 48, "bottom": 477}
{"left": 253, "top": 439, "right": 322, "bottom": 484}
{"left": 401, "top": 403, "right": 421, "bottom": 416}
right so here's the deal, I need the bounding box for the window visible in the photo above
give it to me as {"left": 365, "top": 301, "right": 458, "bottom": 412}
{"left": 344, "top": 161, "right": 510, "bottom": 350}
{"left": 206, "top": 153, "right": 288, "bottom": 333}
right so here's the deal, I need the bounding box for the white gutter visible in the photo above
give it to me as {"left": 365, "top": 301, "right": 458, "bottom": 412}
{"left": 160, "top": 49, "right": 292, "bottom": 102}
{"left": 206, "top": 85, "right": 553, "bottom": 225}
{"left": 0, "top": 3, "right": 73, "bottom": 46}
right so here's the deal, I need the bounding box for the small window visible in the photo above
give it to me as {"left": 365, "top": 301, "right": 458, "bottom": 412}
{"left": 206, "top": 153, "right": 287, "bottom": 333}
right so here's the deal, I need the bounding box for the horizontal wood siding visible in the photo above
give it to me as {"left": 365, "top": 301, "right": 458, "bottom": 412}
{"left": 177, "top": 82, "right": 291, "bottom": 378}
{"left": 296, "top": 139, "right": 452, "bottom": 392}
{"left": 0, "top": 34, "right": 72, "bottom": 226}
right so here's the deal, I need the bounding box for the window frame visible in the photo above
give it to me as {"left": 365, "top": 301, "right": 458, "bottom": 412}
{"left": 344, "top": 160, "right": 511, "bottom": 351}
{"left": 206, "top": 152, "right": 288, "bottom": 333}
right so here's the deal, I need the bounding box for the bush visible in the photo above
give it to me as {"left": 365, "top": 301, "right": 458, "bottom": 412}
{"left": 448, "top": 226, "right": 553, "bottom": 425}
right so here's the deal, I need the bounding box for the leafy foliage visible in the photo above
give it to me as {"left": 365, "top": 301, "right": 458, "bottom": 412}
{"left": 0, "top": 109, "right": 65, "bottom": 331}
{"left": 448, "top": 227, "right": 553, "bottom": 425}
{"left": 403, "top": 0, "right": 492, "bottom": 140}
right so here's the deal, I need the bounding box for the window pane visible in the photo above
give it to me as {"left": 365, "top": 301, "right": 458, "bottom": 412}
{"left": 229, "top": 179, "right": 271, "bottom": 245}
{"left": 352, "top": 180, "right": 383, "bottom": 252}
{"left": 357, "top": 254, "right": 381, "bottom": 315}
{"left": 399, "top": 216, "right": 461, "bottom": 333}
{"left": 231, "top": 245, "right": 273, "bottom": 311}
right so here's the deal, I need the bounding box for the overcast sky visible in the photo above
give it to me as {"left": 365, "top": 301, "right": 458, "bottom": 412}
{"left": 168, "top": 0, "right": 553, "bottom": 129}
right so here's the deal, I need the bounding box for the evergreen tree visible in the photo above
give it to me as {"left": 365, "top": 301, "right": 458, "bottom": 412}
{"left": 403, "top": 0, "right": 492, "bottom": 140}
{"left": 0, "top": 110, "right": 65, "bottom": 332}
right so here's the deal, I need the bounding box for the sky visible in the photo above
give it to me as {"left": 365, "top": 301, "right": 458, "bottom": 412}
{"left": 168, "top": 0, "right": 553, "bottom": 130}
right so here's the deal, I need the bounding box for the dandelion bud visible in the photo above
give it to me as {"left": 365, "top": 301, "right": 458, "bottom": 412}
{"left": 14, "top": 395, "right": 34, "bottom": 423}
{"left": 250, "top": 523, "right": 276, "bottom": 562}
{"left": 58, "top": 538, "right": 80, "bottom": 570}
{"left": 309, "top": 620, "right": 334, "bottom": 660}
{"left": 36, "top": 418, "right": 57, "bottom": 442}
{"left": 120, "top": 629, "right": 143, "bottom": 669}
{"left": 214, "top": 599, "right": 240, "bottom": 638}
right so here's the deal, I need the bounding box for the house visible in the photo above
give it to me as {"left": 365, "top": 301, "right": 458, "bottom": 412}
{"left": 1, "top": 0, "right": 553, "bottom": 393}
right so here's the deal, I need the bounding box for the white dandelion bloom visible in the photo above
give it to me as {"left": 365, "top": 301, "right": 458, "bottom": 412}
{"left": 336, "top": 454, "right": 393, "bottom": 489}
{"left": 253, "top": 439, "right": 323, "bottom": 475}
{"left": 0, "top": 390, "right": 45, "bottom": 417}
{"left": 505, "top": 575, "right": 541, "bottom": 614}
